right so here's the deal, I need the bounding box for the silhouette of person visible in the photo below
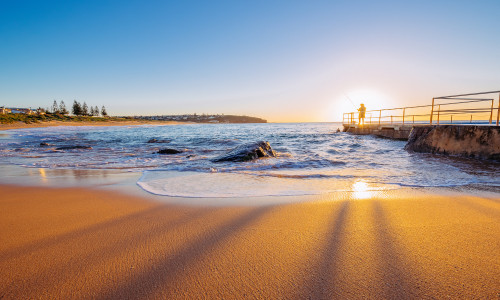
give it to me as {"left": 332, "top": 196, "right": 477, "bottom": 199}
{"left": 358, "top": 103, "right": 366, "bottom": 125}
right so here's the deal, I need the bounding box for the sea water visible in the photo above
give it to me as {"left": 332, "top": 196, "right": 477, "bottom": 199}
{"left": 0, "top": 123, "right": 499, "bottom": 197}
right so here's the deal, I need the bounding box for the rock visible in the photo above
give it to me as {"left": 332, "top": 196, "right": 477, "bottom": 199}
{"left": 157, "top": 148, "right": 183, "bottom": 154}
{"left": 405, "top": 125, "right": 500, "bottom": 160}
{"left": 40, "top": 142, "right": 51, "bottom": 146}
{"left": 56, "top": 145, "right": 92, "bottom": 150}
{"left": 212, "top": 141, "right": 276, "bottom": 162}
{"left": 148, "top": 138, "right": 170, "bottom": 143}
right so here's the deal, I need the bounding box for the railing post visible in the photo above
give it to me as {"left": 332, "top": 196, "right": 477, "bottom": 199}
{"left": 430, "top": 97, "right": 435, "bottom": 124}
{"left": 497, "top": 92, "right": 500, "bottom": 126}
{"left": 489, "top": 99, "right": 494, "bottom": 124}
{"left": 437, "top": 105, "right": 440, "bottom": 125}
{"left": 351, "top": 112, "right": 354, "bottom": 125}
{"left": 379, "top": 110, "right": 381, "bottom": 125}
{"left": 451, "top": 115, "right": 453, "bottom": 124}
{"left": 402, "top": 108, "right": 405, "bottom": 125}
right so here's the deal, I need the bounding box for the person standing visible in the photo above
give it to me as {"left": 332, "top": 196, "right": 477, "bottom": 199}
{"left": 358, "top": 103, "right": 366, "bottom": 125}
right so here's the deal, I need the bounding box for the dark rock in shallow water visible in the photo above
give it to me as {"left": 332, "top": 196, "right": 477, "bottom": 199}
{"left": 147, "top": 138, "right": 170, "bottom": 143}
{"left": 40, "top": 142, "right": 51, "bottom": 146}
{"left": 212, "top": 141, "right": 276, "bottom": 162}
{"left": 56, "top": 145, "right": 92, "bottom": 150}
{"left": 157, "top": 148, "right": 183, "bottom": 154}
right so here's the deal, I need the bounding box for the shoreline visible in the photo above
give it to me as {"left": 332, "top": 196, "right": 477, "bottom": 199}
{"left": 0, "top": 183, "right": 498, "bottom": 298}
{"left": 0, "top": 119, "right": 189, "bottom": 130}
{"left": 1, "top": 163, "right": 498, "bottom": 206}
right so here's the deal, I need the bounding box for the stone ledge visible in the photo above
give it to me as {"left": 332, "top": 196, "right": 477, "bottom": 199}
{"left": 404, "top": 125, "right": 500, "bottom": 160}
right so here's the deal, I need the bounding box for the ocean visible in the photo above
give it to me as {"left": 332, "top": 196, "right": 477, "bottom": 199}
{"left": 1, "top": 123, "right": 499, "bottom": 197}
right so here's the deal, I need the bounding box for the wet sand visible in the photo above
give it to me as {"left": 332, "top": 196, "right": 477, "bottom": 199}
{"left": 0, "top": 120, "right": 187, "bottom": 130}
{"left": 0, "top": 185, "right": 499, "bottom": 299}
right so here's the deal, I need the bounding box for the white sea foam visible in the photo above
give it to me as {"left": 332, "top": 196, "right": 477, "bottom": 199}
{"left": 137, "top": 170, "right": 397, "bottom": 198}
{"left": 137, "top": 171, "right": 330, "bottom": 197}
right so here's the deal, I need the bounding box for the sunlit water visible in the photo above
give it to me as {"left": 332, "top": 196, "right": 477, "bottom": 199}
{"left": 1, "top": 123, "right": 499, "bottom": 197}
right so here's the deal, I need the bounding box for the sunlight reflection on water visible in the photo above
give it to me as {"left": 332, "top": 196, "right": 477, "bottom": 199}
{"left": 352, "top": 180, "right": 372, "bottom": 199}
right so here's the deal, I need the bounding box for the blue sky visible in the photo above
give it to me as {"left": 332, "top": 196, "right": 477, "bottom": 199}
{"left": 1, "top": 0, "right": 499, "bottom": 121}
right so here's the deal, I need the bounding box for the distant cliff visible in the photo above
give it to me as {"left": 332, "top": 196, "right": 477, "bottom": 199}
{"left": 405, "top": 125, "right": 500, "bottom": 160}
{"left": 133, "top": 114, "right": 267, "bottom": 123}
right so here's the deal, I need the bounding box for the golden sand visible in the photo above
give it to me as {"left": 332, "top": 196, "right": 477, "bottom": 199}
{"left": 0, "top": 185, "right": 499, "bottom": 299}
{"left": 0, "top": 120, "right": 186, "bottom": 130}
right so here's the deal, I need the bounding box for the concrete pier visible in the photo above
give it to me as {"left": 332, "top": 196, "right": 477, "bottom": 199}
{"left": 343, "top": 123, "right": 500, "bottom": 160}
{"left": 343, "top": 124, "right": 416, "bottom": 140}
{"left": 405, "top": 125, "right": 500, "bottom": 160}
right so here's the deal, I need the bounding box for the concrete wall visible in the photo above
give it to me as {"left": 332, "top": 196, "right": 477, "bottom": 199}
{"left": 343, "top": 124, "right": 413, "bottom": 140}
{"left": 405, "top": 125, "right": 500, "bottom": 160}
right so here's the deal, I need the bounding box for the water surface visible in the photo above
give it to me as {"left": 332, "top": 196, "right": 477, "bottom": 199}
{"left": 1, "top": 123, "right": 499, "bottom": 197}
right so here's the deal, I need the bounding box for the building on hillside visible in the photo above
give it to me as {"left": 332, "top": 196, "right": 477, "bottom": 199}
{"left": 8, "top": 108, "right": 36, "bottom": 115}
{"left": 0, "top": 107, "right": 12, "bottom": 114}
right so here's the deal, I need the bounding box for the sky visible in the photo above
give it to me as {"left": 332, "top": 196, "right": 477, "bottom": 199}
{"left": 1, "top": 0, "right": 499, "bottom": 122}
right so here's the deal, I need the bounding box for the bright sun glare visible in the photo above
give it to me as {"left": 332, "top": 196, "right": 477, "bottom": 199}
{"left": 352, "top": 180, "right": 372, "bottom": 200}
{"left": 330, "top": 89, "right": 394, "bottom": 122}
{"left": 347, "top": 89, "right": 393, "bottom": 111}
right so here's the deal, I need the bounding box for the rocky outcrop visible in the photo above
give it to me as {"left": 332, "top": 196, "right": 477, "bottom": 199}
{"left": 56, "top": 145, "right": 92, "bottom": 150}
{"left": 212, "top": 141, "right": 276, "bottom": 162}
{"left": 157, "top": 148, "right": 183, "bottom": 154}
{"left": 405, "top": 125, "right": 500, "bottom": 160}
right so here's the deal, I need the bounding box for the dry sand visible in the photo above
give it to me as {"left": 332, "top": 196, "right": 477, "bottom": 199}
{"left": 0, "top": 185, "right": 499, "bottom": 299}
{"left": 0, "top": 120, "right": 186, "bottom": 130}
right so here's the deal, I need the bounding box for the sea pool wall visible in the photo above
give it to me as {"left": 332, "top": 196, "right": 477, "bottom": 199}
{"left": 343, "top": 124, "right": 413, "bottom": 140}
{"left": 405, "top": 125, "right": 500, "bottom": 160}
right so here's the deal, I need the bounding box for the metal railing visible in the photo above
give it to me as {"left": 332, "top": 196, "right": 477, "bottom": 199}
{"left": 342, "top": 90, "right": 500, "bottom": 126}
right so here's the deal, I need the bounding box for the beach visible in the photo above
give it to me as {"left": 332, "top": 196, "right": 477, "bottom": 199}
{"left": 1, "top": 183, "right": 499, "bottom": 299}
{"left": 0, "top": 120, "right": 186, "bottom": 131}
{"left": 1, "top": 123, "right": 499, "bottom": 298}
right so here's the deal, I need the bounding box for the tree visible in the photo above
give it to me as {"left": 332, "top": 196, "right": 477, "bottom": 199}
{"left": 101, "top": 106, "right": 107, "bottom": 117}
{"left": 90, "top": 106, "right": 95, "bottom": 116}
{"left": 59, "top": 101, "right": 68, "bottom": 115}
{"left": 94, "top": 106, "right": 99, "bottom": 116}
{"left": 52, "top": 100, "right": 59, "bottom": 114}
{"left": 72, "top": 100, "right": 82, "bottom": 116}
{"left": 82, "top": 102, "right": 89, "bottom": 116}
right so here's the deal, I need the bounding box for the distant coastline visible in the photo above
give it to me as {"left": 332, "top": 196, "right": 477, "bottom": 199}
{"left": 0, "top": 113, "right": 267, "bottom": 130}
{"left": 0, "top": 119, "right": 183, "bottom": 130}
{"left": 130, "top": 114, "right": 267, "bottom": 124}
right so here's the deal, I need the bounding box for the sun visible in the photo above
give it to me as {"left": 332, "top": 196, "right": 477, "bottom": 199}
{"left": 328, "top": 88, "right": 395, "bottom": 122}
{"left": 345, "top": 89, "right": 394, "bottom": 112}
